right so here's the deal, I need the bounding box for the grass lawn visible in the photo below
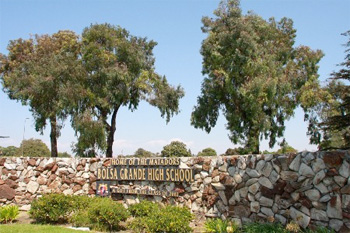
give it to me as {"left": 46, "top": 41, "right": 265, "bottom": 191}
{"left": 0, "top": 224, "right": 90, "bottom": 233}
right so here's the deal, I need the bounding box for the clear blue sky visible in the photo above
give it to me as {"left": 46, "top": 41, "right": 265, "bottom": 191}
{"left": 0, "top": 0, "right": 349, "bottom": 156}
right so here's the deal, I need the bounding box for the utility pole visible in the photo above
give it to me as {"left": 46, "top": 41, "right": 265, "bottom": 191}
{"left": 22, "top": 118, "right": 29, "bottom": 157}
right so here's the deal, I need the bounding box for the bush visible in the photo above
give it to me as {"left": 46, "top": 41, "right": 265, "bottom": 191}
{"left": 87, "top": 198, "right": 129, "bottom": 232}
{"left": 29, "top": 194, "right": 73, "bottom": 224}
{"left": 128, "top": 200, "right": 159, "bottom": 217}
{"left": 198, "top": 148, "right": 217, "bottom": 157}
{"left": 129, "top": 204, "right": 193, "bottom": 233}
{"left": 204, "top": 218, "right": 239, "bottom": 233}
{"left": 0, "top": 205, "right": 19, "bottom": 223}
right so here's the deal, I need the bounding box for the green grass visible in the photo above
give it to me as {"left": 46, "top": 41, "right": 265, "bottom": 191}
{"left": 0, "top": 224, "right": 90, "bottom": 233}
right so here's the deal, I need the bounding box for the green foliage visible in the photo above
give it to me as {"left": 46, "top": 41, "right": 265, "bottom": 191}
{"left": 29, "top": 194, "right": 73, "bottom": 224}
{"left": 0, "top": 205, "right": 19, "bottom": 223}
{"left": 225, "top": 147, "right": 251, "bottom": 155}
{"left": 161, "top": 141, "right": 192, "bottom": 157}
{"left": 16, "top": 138, "right": 50, "bottom": 157}
{"left": 306, "top": 31, "right": 350, "bottom": 150}
{"left": 0, "top": 146, "right": 18, "bottom": 157}
{"left": 128, "top": 200, "right": 159, "bottom": 217}
{"left": 0, "top": 31, "right": 82, "bottom": 157}
{"left": 204, "top": 218, "right": 239, "bottom": 233}
{"left": 198, "top": 147, "right": 217, "bottom": 157}
{"left": 134, "top": 148, "right": 154, "bottom": 158}
{"left": 86, "top": 197, "right": 129, "bottom": 232}
{"left": 73, "top": 23, "right": 184, "bottom": 157}
{"left": 128, "top": 204, "right": 193, "bottom": 233}
{"left": 243, "top": 222, "right": 285, "bottom": 233}
{"left": 304, "top": 227, "right": 335, "bottom": 233}
{"left": 58, "top": 152, "right": 72, "bottom": 158}
{"left": 191, "top": 0, "right": 323, "bottom": 154}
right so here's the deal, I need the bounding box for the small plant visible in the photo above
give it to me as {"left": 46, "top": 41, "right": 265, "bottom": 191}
{"left": 29, "top": 193, "right": 73, "bottom": 224}
{"left": 87, "top": 197, "right": 129, "bottom": 232}
{"left": 0, "top": 205, "right": 19, "bottom": 223}
{"left": 128, "top": 200, "right": 159, "bottom": 217}
{"left": 286, "top": 221, "right": 300, "bottom": 233}
{"left": 304, "top": 226, "right": 335, "bottom": 233}
{"left": 204, "top": 218, "right": 239, "bottom": 233}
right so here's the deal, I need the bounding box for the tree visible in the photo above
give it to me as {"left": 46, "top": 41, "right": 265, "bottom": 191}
{"left": 307, "top": 31, "right": 350, "bottom": 150}
{"left": 191, "top": 0, "right": 323, "bottom": 153}
{"left": 161, "top": 141, "right": 191, "bottom": 157}
{"left": 74, "top": 24, "right": 184, "bottom": 157}
{"left": 134, "top": 148, "right": 153, "bottom": 157}
{"left": 16, "top": 138, "right": 50, "bottom": 157}
{"left": 0, "top": 146, "right": 18, "bottom": 157}
{"left": 0, "top": 31, "right": 81, "bottom": 157}
{"left": 197, "top": 147, "right": 217, "bottom": 157}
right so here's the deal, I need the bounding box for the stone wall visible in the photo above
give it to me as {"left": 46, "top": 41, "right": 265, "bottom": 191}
{"left": 0, "top": 150, "right": 349, "bottom": 232}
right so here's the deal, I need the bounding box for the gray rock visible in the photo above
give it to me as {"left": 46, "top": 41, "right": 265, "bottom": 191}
{"left": 248, "top": 182, "right": 260, "bottom": 195}
{"left": 311, "top": 208, "right": 329, "bottom": 221}
{"left": 228, "top": 167, "right": 236, "bottom": 176}
{"left": 334, "top": 176, "right": 346, "bottom": 186}
{"left": 319, "top": 194, "right": 331, "bottom": 203}
{"left": 289, "top": 154, "right": 301, "bottom": 171}
{"left": 229, "top": 195, "right": 236, "bottom": 205}
{"left": 326, "top": 194, "right": 342, "bottom": 219}
{"left": 246, "top": 178, "right": 258, "bottom": 186}
{"left": 200, "top": 171, "right": 209, "bottom": 178}
{"left": 4, "top": 163, "right": 16, "bottom": 170}
{"left": 300, "top": 206, "right": 310, "bottom": 216}
{"left": 239, "top": 187, "right": 249, "bottom": 198}
{"left": 264, "top": 154, "right": 273, "bottom": 161}
{"left": 258, "top": 177, "right": 273, "bottom": 189}
{"left": 218, "top": 191, "right": 228, "bottom": 205}
{"left": 261, "top": 163, "right": 273, "bottom": 177}
{"left": 302, "top": 152, "right": 315, "bottom": 163}
{"left": 342, "top": 194, "right": 350, "bottom": 209}
{"left": 27, "top": 181, "right": 39, "bottom": 194}
{"left": 269, "top": 170, "right": 279, "bottom": 184}
{"left": 260, "top": 207, "right": 274, "bottom": 217}
{"left": 237, "top": 157, "right": 246, "bottom": 170}
{"left": 250, "top": 201, "right": 260, "bottom": 213}
{"left": 289, "top": 207, "right": 310, "bottom": 229}
{"left": 305, "top": 189, "right": 321, "bottom": 201}
{"left": 275, "top": 214, "right": 287, "bottom": 225}
{"left": 89, "top": 162, "right": 98, "bottom": 172}
{"left": 329, "top": 219, "right": 343, "bottom": 232}
{"left": 218, "top": 162, "right": 228, "bottom": 172}
{"left": 315, "top": 182, "right": 329, "bottom": 194}
{"left": 299, "top": 163, "right": 315, "bottom": 177}
{"left": 233, "top": 174, "right": 242, "bottom": 184}
{"left": 256, "top": 160, "right": 266, "bottom": 173}
{"left": 280, "top": 171, "right": 298, "bottom": 181}
{"left": 260, "top": 196, "right": 273, "bottom": 207}
{"left": 312, "top": 158, "right": 326, "bottom": 173}
{"left": 339, "top": 160, "right": 350, "bottom": 178}
{"left": 246, "top": 168, "right": 260, "bottom": 178}
{"left": 313, "top": 170, "right": 325, "bottom": 185}
{"left": 19, "top": 204, "right": 31, "bottom": 211}
{"left": 248, "top": 193, "right": 255, "bottom": 202}
{"left": 291, "top": 192, "right": 300, "bottom": 201}
{"left": 271, "top": 159, "right": 281, "bottom": 173}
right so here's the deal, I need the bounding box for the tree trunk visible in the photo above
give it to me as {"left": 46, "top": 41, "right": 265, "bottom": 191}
{"left": 106, "top": 106, "right": 120, "bottom": 158}
{"left": 50, "top": 116, "right": 58, "bottom": 157}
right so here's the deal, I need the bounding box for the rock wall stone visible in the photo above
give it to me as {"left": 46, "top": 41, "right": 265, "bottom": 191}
{"left": 0, "top": 150, "right": 349, "bottom": 232}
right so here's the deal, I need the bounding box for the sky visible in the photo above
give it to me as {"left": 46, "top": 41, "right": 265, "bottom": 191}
{"left": 0, "top": 0, "right": 349, "bottom": 156}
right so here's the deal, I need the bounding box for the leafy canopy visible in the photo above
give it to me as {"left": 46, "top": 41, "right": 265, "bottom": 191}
{"left": 0, "top": 31, "right": 82, "bottom": 157}
{"left": 191, "top": 0, "right": 323, "bottom": 153}
{"left": 73, "top": 23, "right": 184, "bottom": 157}
{"left": 161, "top": 141, "right": 192, "bottom": 157}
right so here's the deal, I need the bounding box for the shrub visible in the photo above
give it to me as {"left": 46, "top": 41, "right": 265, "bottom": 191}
{"left": 0, "top": 205, "right": 19, "bottom": 223}
{"left": 129, "top": 204, "right": 193, "bottom": 233}
{"left": 70, "top": 209, "right": 90, "bottom": 228}
{"left": 204, "top": 218, "right": 239, "bottom": 233}
{"left": 128, "top": 200, "right": 159, "bottom": 217}
{"left": 198, "top": 148, "right": 217, "bottom": 157}
{"left": 29, "top": 194, "right": 73, "bottom": 224}
{"left": 87, "top": 197, "right": 129, "bottom": 232}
